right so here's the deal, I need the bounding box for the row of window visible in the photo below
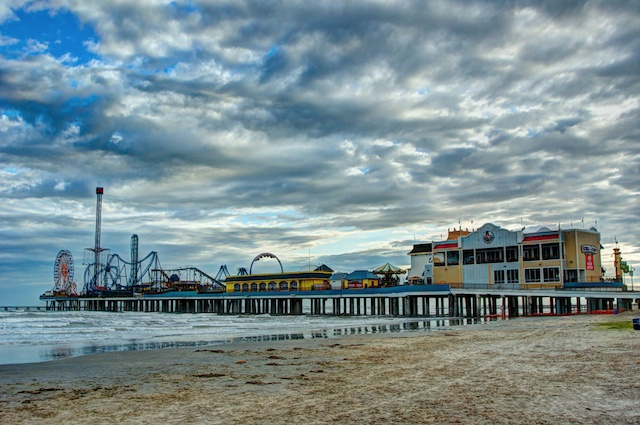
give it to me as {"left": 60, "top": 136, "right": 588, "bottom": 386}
{"left": 493, "top": 269, "right": 520, "bottom": 284}
{"left": 523, "top": 243, "right": 560, "bottom": 261}
{"left": 492, "top": 267, "right": 561, "bottom": 284}
{"left": 435, "top": 243, "right": 561, "bottom": 266}
{"left": 233, "top": 281, "right": 299, "bottom": 292}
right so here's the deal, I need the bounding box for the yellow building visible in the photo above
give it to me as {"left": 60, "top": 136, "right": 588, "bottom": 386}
{"left": 342, "top": 270, "right": 380, "bottom": 289}
{"left": 225, "top": 265, "right": 333, "bottom": 292}
{"left": 410, "top": 223, "right": 603, "bottom": 288}
{"left": 562, "top": 229, "right": 602, "bottom": 283}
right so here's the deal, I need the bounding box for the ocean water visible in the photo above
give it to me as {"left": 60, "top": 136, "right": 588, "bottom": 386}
{"left": 0, "top": 308, "right": 481, "bottom": 365}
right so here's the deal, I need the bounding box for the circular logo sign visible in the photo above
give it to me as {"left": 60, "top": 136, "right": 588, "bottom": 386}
{"left": 483, "top": 230, "right": 495, "bottom": 244}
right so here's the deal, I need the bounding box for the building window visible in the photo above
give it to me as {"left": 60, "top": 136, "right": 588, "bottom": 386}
{"left": 250, "top": 283, "right": 257, "bottom": 292}
{"left": 279, "top": 281, "right": 289, "bottom": 291}
{"left": 477, "top": 248, "right": 503, "bottom": 264}
{"left": 447, "top": 251, "right": 459, "bottom": 266}
{"left": 507, "top": 269, "right": 519, "bottom": 284}
{"left": 523, "top": 245, "right": 540, "bottom": 261}
{"left": 494, "top": 270, "right": 505, "bottom": 285}
{"left": 259, "top": 283, "right": 266, "bottom": 291}
{"left": 234, "top": 284, "right": 240, "bottom": 292}
{"left": 433, "top": 252, "right": 445, "bottom": 266}
{"left": 290, "top": 281, "right": 298, "bottom": 291}
{"left": 242, "top": 283, "right": 249, "bottom": 292}
{"left": 543, "top": 267, "right": 560, "bottom": 282}
{"left": 565, "top": 270, "right": 578, "bottom": 283}
{"left": 542, "top": 243, "right": 560, "bottom": 260}
{"left": 463, "top": 249, "right": 475, "bottom": 265}
{"left": 268, "top": 281, "right": 277, "bottom": 291}
{"left": 506, "top": 246, "right": 518, "bottom": 262}
{"left": 524, "top": 268, "right": 541, "bottom": 283}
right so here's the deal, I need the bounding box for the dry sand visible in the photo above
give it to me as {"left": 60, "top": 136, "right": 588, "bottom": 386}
{"left": 1, "top": 313, "right": 639, "bottom": 424}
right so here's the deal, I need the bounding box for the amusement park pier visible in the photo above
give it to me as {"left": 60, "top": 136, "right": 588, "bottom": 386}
{"left": 41, "top": 187, "right": 640, "bottom": 318}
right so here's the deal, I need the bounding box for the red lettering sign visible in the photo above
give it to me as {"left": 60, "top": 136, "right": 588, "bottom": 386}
{"left": 586, "top": 254, "right": 594, "bottom": 271}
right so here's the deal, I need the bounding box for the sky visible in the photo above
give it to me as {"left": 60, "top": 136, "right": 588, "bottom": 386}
{"left": 1, "top": 0, "right": 639, "bottom": 305}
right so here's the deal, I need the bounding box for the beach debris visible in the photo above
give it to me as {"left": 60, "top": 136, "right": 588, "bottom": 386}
{"left": 235, "top": 360, "right": 247, "bottom": 364}
{"left": 192, "top": 373, "right": 227, "bottom": 378}
{"left": 18, "top": 388, "right": 63, "bottom": 395}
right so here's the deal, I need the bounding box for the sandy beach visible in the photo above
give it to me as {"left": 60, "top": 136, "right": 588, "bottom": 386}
{"left": 1, "top": 313, "right": 639, "bottom": 424}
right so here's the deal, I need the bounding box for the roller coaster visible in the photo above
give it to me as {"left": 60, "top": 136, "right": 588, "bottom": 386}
{"left": 80, "top": 236, "right": 225, "bottom": 296}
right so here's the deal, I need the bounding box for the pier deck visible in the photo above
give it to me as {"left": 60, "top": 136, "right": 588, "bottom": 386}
{"left": 39, "top": 285, "right": 640, "bottom": 318}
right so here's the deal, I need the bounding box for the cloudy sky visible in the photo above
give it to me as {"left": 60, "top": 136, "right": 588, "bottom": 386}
{"left": 1, "top": 1, "right": 639, "bottom": 304}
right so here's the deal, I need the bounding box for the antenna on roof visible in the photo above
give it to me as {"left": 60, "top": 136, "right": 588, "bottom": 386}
{"left": 471, "top": 219, "right": 474, "bottom": 232}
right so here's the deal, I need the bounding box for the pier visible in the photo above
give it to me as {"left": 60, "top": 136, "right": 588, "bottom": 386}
{"left": 39, "top": 285, "right": 640, "bottom": 318}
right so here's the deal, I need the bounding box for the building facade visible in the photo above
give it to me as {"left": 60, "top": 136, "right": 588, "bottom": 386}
{"left": 409, "top": 223, "right": 603, "bottom": 288}
{"left": 225, "top": 265, "right": 333, "bottom": 292}
{"left": 342, "top": 270, "right": 380, "bottom": 289}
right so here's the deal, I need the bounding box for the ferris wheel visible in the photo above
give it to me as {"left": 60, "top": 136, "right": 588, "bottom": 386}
{"left": 54, "top": 250, "right": 77, "bottom": 296}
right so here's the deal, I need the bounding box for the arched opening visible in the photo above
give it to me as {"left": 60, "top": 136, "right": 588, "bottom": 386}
{"left": 242, "top": 283, "right": 249, "bottom": 292}
{"left": 290, "top": 281, "right": 298, "bottom": 291}
{"left": 234, "top": 284, "right": 240, "bottom": 292}
{"left": 250, "top": 283, "right": 258, "bottom": 292}
{"left": 279, "top": 281, "right": 289, "bottom": 291}
{"left": 259, "top": 282, "right": 266, "bottom": 292}
{"left": 268, "top": 281, "right": 277, "bottom": 291}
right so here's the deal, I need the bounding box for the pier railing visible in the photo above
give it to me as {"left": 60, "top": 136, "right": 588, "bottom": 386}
{"left": 446, "top": 282, "right": 626, "bottom": 292}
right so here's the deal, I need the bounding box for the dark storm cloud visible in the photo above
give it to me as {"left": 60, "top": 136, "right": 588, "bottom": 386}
{"left": 1, "top": 0, "right": 640, "bottom": 303}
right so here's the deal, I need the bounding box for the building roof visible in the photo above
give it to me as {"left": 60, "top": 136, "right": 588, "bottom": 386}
{"left": 329, "top": 272, "right": 348, "bottom": 280}
{"left": 433, "top": 242, "right": 458, "bottom": 250}
{"left": 315, "top": 264, "right": 334, "bottom": 272}
{"left": 373, "top": 262, "right": 405, "bottom": 274}
{"left": 344, "top": 270, "right": 379, "bottom": 281}
{"left": 408, "top": 243, "right": 432, "bottom": 254}
{"left": 447, "top": 228, "right": 471, "bottom": 239}
{"left": 522, "top": 234, "right": 559, "bottom": 242}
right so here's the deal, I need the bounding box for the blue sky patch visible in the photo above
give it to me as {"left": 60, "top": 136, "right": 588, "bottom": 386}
{"left": 0, "top": 8, "right": 99, "bottom": 63}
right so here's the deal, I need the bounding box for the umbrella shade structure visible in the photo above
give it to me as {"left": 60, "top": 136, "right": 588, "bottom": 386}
{"left": 373, "top": 262, "right": 405, "bottom": 287}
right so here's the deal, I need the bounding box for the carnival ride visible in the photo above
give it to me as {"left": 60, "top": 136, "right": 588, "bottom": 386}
{"left": 151, "top": 266, "right": 225, "bottom": 293}
{"left": 249, "top": 252, "right": 284, "bottom": 274}
{"left": 51, "top": 250, "right": 78, "bottom": 296}
{"left": 373, "top": 262, "right": 406, "bottom": 287}
{"left": 83, "top": 248, "right": 161, "bottom": 295}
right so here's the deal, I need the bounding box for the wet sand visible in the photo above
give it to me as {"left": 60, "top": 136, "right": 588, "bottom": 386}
{"left": 1, "top": 313, "right": 639, "bottom": 424}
